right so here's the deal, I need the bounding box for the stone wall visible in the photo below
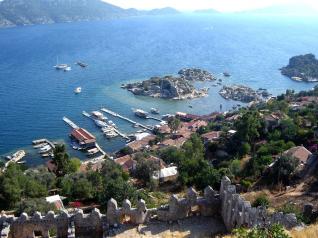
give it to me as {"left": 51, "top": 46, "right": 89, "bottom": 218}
{"left": 0, "top": 177, "right": 300, "bottom": 238}
{"left": 220, "top": 176, "right": 299, "bottom": 231}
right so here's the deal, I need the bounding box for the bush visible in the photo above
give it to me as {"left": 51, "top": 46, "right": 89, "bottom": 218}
{"left": 233, "top": 224, "right": 290, "bottom": 238}
{"left": 252, "top": 194, "right": 270, "bottom": 208}
{"left": 278, "top": 203, "right": 310, "bottom": 224}
{"left": 240, "top": 179, "right": 252, "bottom": 191}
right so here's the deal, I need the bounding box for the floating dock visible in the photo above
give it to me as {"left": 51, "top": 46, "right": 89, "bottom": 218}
{"left": 63, "top": 117, "right": 79, "bottom": 129}
{"left": 101, "top": 108, "right": 153, "bottom": 131}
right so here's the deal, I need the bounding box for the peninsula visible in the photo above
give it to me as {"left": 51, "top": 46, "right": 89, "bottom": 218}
{"left": 281, "top": 54, "right": 318, "bottom": 82}
{"left": 121, "top": 68, "right": 215, "bottom": 100}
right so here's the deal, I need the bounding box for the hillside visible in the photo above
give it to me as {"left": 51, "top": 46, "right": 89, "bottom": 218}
{"left": 0, "top": 0, "right": 179, "bottom": 28}
{"left": 281, "top": 54, "right": 318, "bottom": 82}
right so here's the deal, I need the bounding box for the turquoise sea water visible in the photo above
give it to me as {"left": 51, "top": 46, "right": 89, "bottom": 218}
{"left": 0, "top": 14, "right": 317, "bottom": 166}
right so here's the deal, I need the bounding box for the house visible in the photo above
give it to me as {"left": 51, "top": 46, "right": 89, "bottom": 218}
{"left": 114, "top": 155, "right": 137, "bottom": 173}
{"left": 146, "top": 155, "right": 167, "bottom": 169}
{"left": 160, "top": 136, "right": 188, "bottom": 149}
{"left": 80, "top": 160, "right": 104, "bottom": 172}
{"left": 70, "top": 128, "right": 96, "bottom": 149}
{"left": 45, "top": 195, "right": 65, "bottom": 210}
{"left": 176, "top": 112, "right": 201, "bottom": 122}
{"left": 126, "top": 135, "right": 156, "bottom": 152}
{"left": 201, "top": 131, "right": 222, "bottom": 144}
{"left": 183, "top": 120, "right": 208, "bottom": 132}
{"left": 283, "top": 146, "right": 314, "bottom": 166}
{"left": 152, "top": 166, "right": 178, "bottom": 183}
{"left": 263, "top": 113, "right": 283, "bottom": 130}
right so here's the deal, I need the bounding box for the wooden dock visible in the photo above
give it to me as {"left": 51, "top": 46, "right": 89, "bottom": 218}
{"left": 63, "top": 117, "right": 79, "bottom": 129}
{"left": 101, "top": 108, "right": 153, "bottom": 131}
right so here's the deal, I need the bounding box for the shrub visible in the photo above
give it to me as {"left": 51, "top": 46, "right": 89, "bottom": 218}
{"left": 252, "top": 194, "right": 270, "bottom": 208}
{"left": 233, "top": 224, "right": 290, "bottom": 238}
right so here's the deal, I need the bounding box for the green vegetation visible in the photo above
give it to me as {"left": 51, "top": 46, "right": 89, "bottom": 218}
{"left": 252, "top": 194, "right": 270, "bottom": 208}
{"left": 233, "top": 224, "right": 290, "bottom": 238}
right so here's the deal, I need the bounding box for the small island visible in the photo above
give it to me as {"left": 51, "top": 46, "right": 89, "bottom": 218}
{"left": 219, "top": 85, "right": 270, "bottom": 103}
{"left": 121, "top": 68, "right": 215, "bottom": 100}
{"left": 281, "top": 54, "right": 318, "bottom": 82}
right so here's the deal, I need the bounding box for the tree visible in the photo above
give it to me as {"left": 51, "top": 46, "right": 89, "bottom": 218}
{"left": 72, "top": 178, "right": 93, "bottom": 200}
{"left": 134, "top": 158, "right": 160, "bottom": 185}
{"left": 233, "top": 224, "right": 290, "bottom": 238}
{"left": 52, "top": 144, "right": 71, "bottom": 176}
{"left": 168, "top": 117, "right": 181, "bottom": 134}
{"left": 268, "top": 156, "right": 299, "bottom": 185}
{"left": 69, "top": 158, "right": 81, "bottom": 173}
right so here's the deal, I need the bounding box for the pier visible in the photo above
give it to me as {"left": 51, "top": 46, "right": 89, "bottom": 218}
{"left": 63, "top": 117, "right": 79, "bottom": 129}
{"left": 146, "top": 116, "right": 163, "bottom": 122}
{"left": 101, "top": 108, "right": 153, "bottom": 131}
{"left": 83, "top": 110, "right": 130, "bottom": 140}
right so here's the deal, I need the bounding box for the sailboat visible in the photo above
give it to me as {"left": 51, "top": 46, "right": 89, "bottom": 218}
{"left": 74, "top": 87, "right": 82, "bottom": 94}
{"left": 54, "top": 57, "right": 71, "bottom": 71}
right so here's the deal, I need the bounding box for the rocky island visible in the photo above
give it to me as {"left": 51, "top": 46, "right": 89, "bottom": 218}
{"left": 122, "top": 68, "right": 215, "bottom": 100}
{"left": 281, "top": 54, "right": 318, "bottom": 82}
{"left": 219, "top": 85, "right": 270, "bottom": 103}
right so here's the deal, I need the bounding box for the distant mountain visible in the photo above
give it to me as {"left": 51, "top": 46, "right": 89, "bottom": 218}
{"left": 193, "top": 9, "right": 219, "bottom": 14}
{"left": 0, "top": 0, "right": 179, "bottom": 28}
{"left": 239, "top": 4, "right": 318, "bottom": 16}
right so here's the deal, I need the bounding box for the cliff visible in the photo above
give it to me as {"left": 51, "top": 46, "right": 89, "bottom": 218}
{"left": 0, "top": 0, "right": 179, "bottom": 28}
{"left": 281, "top": 54, "right": 318, "bottom": 82}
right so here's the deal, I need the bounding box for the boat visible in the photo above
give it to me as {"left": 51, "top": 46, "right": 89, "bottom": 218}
{"left": 33, "top": 142, "right": 48, "bottom": 149}
{"left": 76, "top": 62, "right": 88, "bottom": 68}
{"left": 54, "top": 57, "right": 69, "bottom": 70}
{"left": 7, "top": 150, "right": 26, "bottom": 163}
{"left": 91, "top": 111, "right": 107, "bottom": 121}
{"left": 94, "top": 119, "right": 108, "bottom": 128}
{"left": 87, "top": 148, "right": 99, "bottom": 156}
{"left": 74, "top": 87, "right": 82, "bottom": 94}
{"left": 64, "top": 66, "right": 72, "bottom": 72}
{"left": 223, "top": 72, "right": 231, "bottom": 77}
{"left": 133, "top": 109, "right": 148, "bottom": 118}
{"left": 150, "top": 108, "right": 160, "bottom": 114}
{"left": 39, "top": 145, "right": 52, "bottom": 153}
{"left": 108, "top": 120, "right": 116, "bottom": 127}
{"left": 104, "top": 131, "right": 118, "bottom": 139}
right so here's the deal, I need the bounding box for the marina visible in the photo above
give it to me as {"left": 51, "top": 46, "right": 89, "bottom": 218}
{"left": 101, "top": 108, "right": 153, "bottom": 131}
{"left": 63, "top": 117, "right": 79, "bottom": 129}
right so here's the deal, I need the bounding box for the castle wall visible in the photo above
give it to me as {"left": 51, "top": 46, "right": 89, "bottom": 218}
{"left": 0, "top": 177, "right": 299, "bottom": 238}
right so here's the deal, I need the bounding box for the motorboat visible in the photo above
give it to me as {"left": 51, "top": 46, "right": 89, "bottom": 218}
{"left": 64, "top": 66, "right": 72, "bottom": 72}
{"left": 94, "top": 119, "right": 108, "bottom": 128}
{"left": 223, "top": 72, "right": 231, "bottom": 77}
{"left": 150, "top": 108, "right": 160, "bottom": 114}
{"left": 108, "top": 120, "right": 116, "bottom": 127}
{"left": 74, "top": 87, "right": 82, "bottom": 94}
{"left": 76, "top": 62, "right": 88, "bottom": 68}
{"left": 133, "top": 109, "right": 148, "bottom": 118}
{"left": 92, "top": 111, "right": 107, "bottom": 121}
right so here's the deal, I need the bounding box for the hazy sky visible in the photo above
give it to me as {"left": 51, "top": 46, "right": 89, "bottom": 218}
{"left": 105, "top": 0, "right": 318, "bottom": 12}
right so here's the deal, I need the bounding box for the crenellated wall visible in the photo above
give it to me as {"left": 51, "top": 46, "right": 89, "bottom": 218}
{"left": 220, "top": 176, "right": 299, "bottom": 231}
{"left": 0, "top": 177, "right": 300, "bottom": 238}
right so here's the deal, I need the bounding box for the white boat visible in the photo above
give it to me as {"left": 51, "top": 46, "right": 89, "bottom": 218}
{"left": 64, "top": 66, "right": 72, "bottom": 72}
{"left": 94, "top": 119, "right": 108, "bottom": 128}
{"left": 54, "top": 57, "right": 69, "bottom": 70}
{"left": 7, "top": 150, "right": 26, "bottom": 163}
{"left": 74, "top": 87, "right": 82, "bottom": 94}
{"left": 33, "top": 142, "right": 48, "bottom": 149}
{"left": 104, "top": 131, "right": 118, "bottom": 139}
{"left": 92, "top": 111, "right": 107, "bottom": 121}
{"left": 150, "top": 108, "right": 160, "bottom": 114}
{"left": 108, "top": 120, "right": 116, "bottom": 127}
{"left": 133, "top": 109, "right": 148, "bottom": 118}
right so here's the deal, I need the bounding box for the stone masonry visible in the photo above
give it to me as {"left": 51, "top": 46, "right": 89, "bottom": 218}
{"left": 0, "top": 177, "right": 299, "bottom": 238}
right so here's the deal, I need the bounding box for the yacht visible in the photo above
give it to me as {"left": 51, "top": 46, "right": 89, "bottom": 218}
{"left": 92, "top": 111, "right": 107, "bottom": 121}
{"left": 105, "top": 131, "right": 118, "bottom": 139}
{"left": 74, "top": 87, "right": 82, "bottom": 94}
{"left": 54, "top": 57, "right": 69, "bottom": 70}
{"left": 133, "top": 109, "right": 148, "bottom": 118}
{"left": 6, "top": 150, "right": 26, "bottom": 163}
{"left": 64, "top": 66, "right": 72, "bottom": 72}
{"left": 108, "top": 120, "right": 117, "bottom": 128}
{"left": 223, "top": 72, "right": 231, "bottom": 77}
{"left": 150, "top": 108, "right": 160, "bottom": 114}
{"left": 94, "top": 119, "right": 108, "bottom": 128}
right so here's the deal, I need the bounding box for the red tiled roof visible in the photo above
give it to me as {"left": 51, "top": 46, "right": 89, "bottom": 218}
{"left": 115, "top": 155, "right": 136, "bottom": 172}
{"left": 71, "top": 128, "right": 96, "bottom": 144}
{"left": 202, "top": 131, "right": 221, "bottom": 141}
{"left": 283, "top": 146, "right": 312, "bottom": 163}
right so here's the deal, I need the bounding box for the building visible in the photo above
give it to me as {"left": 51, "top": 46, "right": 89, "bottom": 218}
{"left": 183, "top": 120, "right": 208, "bottom": 132}
{"left": 126, "top": 135, "right": 156, "bottom": 152}
{"left": 45, "top": 195, "right": 65, "bottom": 210}
{"left": 201, "top": 131, "right": 222, "bottom": 144}
{"left": 114, "top": 155, "right": 137, "bottom": 173}
{"left": 70, "top": 128, "right": 96, "bottom": 149}
{"left": 152, "top": 166, "right": 178, "bottom": 183}
{"left": 283, "top": 146, "right": 314, "bottom": 166}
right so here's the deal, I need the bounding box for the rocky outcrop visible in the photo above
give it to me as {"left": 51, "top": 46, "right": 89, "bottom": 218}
{"left": 219, "top": 85, "right": 268, "bottom": 103}
{"left": 122, "top": 68, "right": 214, "bottom": 100}
{"left": 281, "top": 54, "right": 318, "bottom": 82}
{"left": 0, "top": 177, "right": 300, "bottom": 238}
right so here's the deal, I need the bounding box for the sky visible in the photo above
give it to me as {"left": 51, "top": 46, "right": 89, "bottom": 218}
{"left": 105, "top": 0, "right": 318, "bottom": 12}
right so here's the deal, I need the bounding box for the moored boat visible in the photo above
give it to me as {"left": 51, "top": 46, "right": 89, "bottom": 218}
{"left": 94, "top": 119, "right": 108, "bottom": 128}
{"left": 150, "top": 108, "right": 160, "bottom": 114}
{"left": 133, "top": 109, "right": 148, "bottom": 118}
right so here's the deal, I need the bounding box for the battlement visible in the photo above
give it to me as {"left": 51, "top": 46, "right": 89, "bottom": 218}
{"left": 0, "top": 177, "right": 300, "bottom": 238}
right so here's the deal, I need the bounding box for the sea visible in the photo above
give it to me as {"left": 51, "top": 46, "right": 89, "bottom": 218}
{"left": 0, "top": 13, "right": 318, "bottom": 166}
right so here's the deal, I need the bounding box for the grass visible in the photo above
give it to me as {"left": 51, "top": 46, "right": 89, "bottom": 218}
{"left": 288, "top": 223, "right": 318, "bottom": 238}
